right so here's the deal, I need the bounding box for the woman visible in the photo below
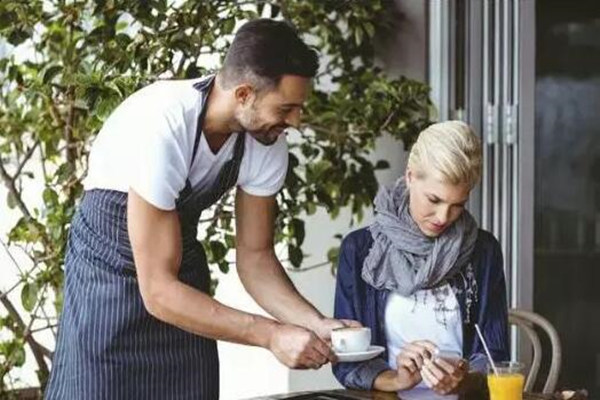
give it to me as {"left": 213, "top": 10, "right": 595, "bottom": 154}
{"left": 333, "top": 121, "right": 509, "bottom": 398}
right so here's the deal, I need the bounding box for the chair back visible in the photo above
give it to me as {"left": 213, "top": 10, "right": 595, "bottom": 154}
{"left": 508, "top": 308, "right": 562, "bottom": 394}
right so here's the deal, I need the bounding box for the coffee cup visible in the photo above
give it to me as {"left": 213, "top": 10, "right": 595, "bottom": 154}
{"left": 331, "top": 327, "right": 371, "bottom": 353}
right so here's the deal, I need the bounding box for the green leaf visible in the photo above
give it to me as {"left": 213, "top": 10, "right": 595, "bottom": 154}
{"left": 8, "top": 28, "right": 31, "bottom": 46}
{"left": 42, "top": 65, "right": 63, "bottom": 84}
{"left": 290, "top": 218, "right": 305, "bottom": 246}
{"left": 218, "top": 261, "right": 229, "bottom": 274}
{"left": 54, "top": 163, "right": 74, "bottom": 184}
{"left": 116, "top": 21, "right": 129, "bottom": 32}
{"left": 354, "top": 28, "right": 363, "bottom": 46}
{"left": 8, "top": 217, "right": 44, "bottom": 244}
{"left": 208, "top": 241, "right": 228, "bottom": 262}
{"left": 327, "top": 246, "right": 340, "bottom": 266}
{"left": 222, "top": 18, "right": 235, "bottom": 35}
{"left": 54, "top": 289, "right": 64, "bottom": 312}
{"left": 364, "top": 22, "right": 375, "bottom": 38}
{"left": 224, "top": 234, "right": 235, "bottom": 248}
{"left": 375, "top": 160, "right": 390, "bottom": 170}
{"left": 13, "top": 344, "right": 26, "bottom": 367}
{"left": 289, "top": 245, "right": 303, "bottom": 269}
{"left": 107, "top": 81, "right": 125, "bottom": 98}
{"left": 0, "top": 339, "right": 27, "bottom": 368}
{"left": 21, "top": 282, "right": 39, "bottom": 312}
{"left": 270, "top": 5, "right": 281, "bottom": 18}
{"left": 43, "top": 187, "right": 59, "bottom": 206}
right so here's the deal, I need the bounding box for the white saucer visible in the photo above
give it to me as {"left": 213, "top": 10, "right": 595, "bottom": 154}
{"left": 335, "top": 345, "right": 385, "bottom": 362}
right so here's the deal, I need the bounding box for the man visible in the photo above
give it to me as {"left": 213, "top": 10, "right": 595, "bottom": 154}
{"left": 45, "top": 19, "right": 355, "bottom": 399}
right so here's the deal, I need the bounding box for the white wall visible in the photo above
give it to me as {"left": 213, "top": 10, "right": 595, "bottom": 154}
{"left": 215, "top": 268, "right": 290, "bottom": 400}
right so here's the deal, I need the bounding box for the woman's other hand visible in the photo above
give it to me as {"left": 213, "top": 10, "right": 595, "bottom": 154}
{"left": 421, "top": 357, "right": 469, "bottom": 395}
{"left": 373, "top": 340, "right": 437, "bottom": 392}
{"left": 397, "top": 340, "right": 438, "bottom": 373}
{"left": 394, "top": 340, "right": 438, "bottom": 390}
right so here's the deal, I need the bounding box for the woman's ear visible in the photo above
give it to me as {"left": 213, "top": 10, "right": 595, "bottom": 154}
{"left": 405, "top": 167, "right": 413, "bottom": 185}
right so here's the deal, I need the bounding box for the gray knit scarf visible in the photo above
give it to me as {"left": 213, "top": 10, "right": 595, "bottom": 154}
{"left": 362, "top": 178, "right": 478, "bottom": 296}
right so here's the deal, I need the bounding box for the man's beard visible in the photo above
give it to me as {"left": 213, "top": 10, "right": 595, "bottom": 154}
{"left": 252, "top": 134, "right": 279, "bottom": 146}
{"left": 249, "top": 127, "right": 285, "bottom": 146}
{"left": 238, "top": 107, "right": 282, "bottom": 146}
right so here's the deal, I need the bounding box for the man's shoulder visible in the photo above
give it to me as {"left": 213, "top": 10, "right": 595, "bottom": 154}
{"left": 149, "top": 79, "right": 203, "bottom": 105}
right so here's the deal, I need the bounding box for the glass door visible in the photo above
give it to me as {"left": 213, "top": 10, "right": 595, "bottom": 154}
{"left": 534, "top": 0, "right": 600, "bottom": 395}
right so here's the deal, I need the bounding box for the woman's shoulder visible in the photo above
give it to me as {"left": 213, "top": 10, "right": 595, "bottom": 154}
{"left": 473, "top": 228, "right": 504, "bottom": 276}
{"left": 338, "top": 227, "right": 373, "bottom": 273}
{"left": 341, "top": 227, "right": 373, "bottom": 253}
{"left": 475, "top": 229, "right": 501, "bottom": 253}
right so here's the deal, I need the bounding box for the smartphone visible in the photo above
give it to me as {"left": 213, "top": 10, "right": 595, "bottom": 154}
{"left": 433, "top": 350, "right": 463, "bottom": 366}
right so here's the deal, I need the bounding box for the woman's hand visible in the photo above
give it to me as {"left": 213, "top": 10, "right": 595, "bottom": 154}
{"left": 421, "top": 357, "right": 469, "bottom": 395}
{"left": 395, "top": 340, "right": 438, "bottom": 390}
{"left": 373, "top": 340, "right": 437, "bottom": 392}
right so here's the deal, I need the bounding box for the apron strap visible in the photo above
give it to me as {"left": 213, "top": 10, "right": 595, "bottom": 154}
{"left": 178, "top": 76, "right": 216, "bottom": 199}
{"left": 190, "top": 76, "right": 216, "bottom": 168}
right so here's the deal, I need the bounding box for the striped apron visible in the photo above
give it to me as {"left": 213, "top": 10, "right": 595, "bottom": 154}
{"left": 45, "top": 77, "right": 246, "bottom": 400}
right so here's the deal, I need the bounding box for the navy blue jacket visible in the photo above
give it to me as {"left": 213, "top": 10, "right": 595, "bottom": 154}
{"left": 332, "top": 227, "right": 510, "bottom": 390}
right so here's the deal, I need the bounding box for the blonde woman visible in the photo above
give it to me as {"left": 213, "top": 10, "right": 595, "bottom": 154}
{"left": 333, "top": 121, "right": 509, "bottom": 398}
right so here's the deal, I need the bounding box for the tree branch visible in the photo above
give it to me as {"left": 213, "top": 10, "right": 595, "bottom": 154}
{"left": 285, "top": 260, "right": 331, "bottom": 273}
{"left": 0, "top": 290, "right": 50, "bottom": 377}
{"left": 378, "top": 109, "right": 397, "bottom": 133}
{"left": 64, "top": 87, "right": 77, "bottom": 166}
{"left": 0, "top": 280, "right": 22, "bottom": 301}
{"left": 30, "top": 324, "right": 58, "bottom": 334}
{"left": 0, "top": 239, "right": 54, "bottom": 366}
{"left": 47, "top": 99, "right": 66, "bottom": 130}
{"left": 13, "top": 142, "right": 40, "bottom": 179}
{"left": 0, "top": 160, "right": 32, "bottom": 220}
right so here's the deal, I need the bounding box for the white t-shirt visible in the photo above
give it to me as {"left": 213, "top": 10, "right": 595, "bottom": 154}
{"left": 84, "top": 77, "right": 289, "bottom": 210}
{"left": 385, "top": 284, "right": 463, "bottom": 400}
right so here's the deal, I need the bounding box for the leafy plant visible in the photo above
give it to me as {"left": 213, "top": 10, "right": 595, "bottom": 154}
{"left": 0, "top": 0, "right": 431, "bottom": 394}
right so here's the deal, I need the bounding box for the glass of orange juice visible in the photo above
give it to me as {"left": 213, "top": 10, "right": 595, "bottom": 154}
{"left": 487, "top": 361, "right": 525, "bottom": 400}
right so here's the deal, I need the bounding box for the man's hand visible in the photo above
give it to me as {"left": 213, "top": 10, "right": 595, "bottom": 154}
{"left": 421, "top": 357, "right": 469, "bottom": 395}
{"left": 310, "top": 317, "right": 362, "bottom": 341}
{"left": 268, "top": 324, "right": 337, "bottom": 369}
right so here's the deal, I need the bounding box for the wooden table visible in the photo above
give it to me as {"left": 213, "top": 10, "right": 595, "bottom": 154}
{"left": 247, "top": 388, "right": 552, "bottom": 400}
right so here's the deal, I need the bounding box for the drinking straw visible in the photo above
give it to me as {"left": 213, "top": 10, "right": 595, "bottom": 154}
{"left": 475, "top": 323, "right": 499, "bottom": 376}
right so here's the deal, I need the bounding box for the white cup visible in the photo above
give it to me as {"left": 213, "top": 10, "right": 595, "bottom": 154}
{"left": 331, "top": 327, "right": 371, "bottom": 353}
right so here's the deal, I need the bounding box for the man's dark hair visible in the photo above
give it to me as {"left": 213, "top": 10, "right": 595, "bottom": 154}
{"left": 221, "top": 19, "right": 319, "bottom": 90}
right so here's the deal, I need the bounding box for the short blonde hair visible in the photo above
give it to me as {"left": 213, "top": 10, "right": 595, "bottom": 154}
{"left": 407, "top": 120, "right": 482, "bottom": 188}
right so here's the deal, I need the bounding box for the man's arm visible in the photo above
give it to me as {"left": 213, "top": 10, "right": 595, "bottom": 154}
{"left": 127, "top": 188, "right": 332, "bottom": 368}
{"left": 235, "top": 188, "right": 351, "bottom": 339}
